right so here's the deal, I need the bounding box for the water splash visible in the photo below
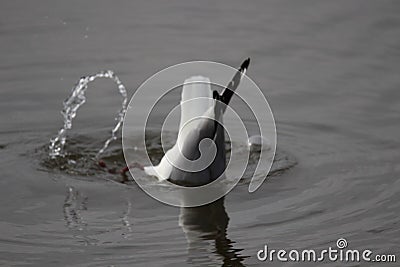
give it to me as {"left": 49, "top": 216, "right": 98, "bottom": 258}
{"left": 49, "top": 70, "right": 128, "bottom": 159}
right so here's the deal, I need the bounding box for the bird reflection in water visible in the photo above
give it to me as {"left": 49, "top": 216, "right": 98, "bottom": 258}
{"left": 179, "top": 197, "right": 248, "bottom": 266}
{"left": 63, "top": 187, "right": 247, "bottom": 265}
{"left": 63, "top": 186, "right": 88, "bottom": 230}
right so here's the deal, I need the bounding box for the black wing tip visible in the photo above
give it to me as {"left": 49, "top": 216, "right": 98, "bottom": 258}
{"left": 240, "top": 57, "right": 250, "bottom": 71}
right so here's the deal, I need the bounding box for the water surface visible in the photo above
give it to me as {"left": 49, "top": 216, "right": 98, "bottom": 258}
{"left": 0, "top": 0, "right": 399, "bottom": 266}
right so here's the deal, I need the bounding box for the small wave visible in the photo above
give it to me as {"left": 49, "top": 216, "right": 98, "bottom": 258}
{"left": 37, "top": 131, "right": 296, "bottom": 187}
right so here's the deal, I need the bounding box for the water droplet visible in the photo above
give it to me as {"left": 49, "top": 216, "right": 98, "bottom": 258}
{"left": 247, "top": 135, "right": 270, "bottom": 152}
{"left": 49, "top": 71, "right": 128, "bottom": 159}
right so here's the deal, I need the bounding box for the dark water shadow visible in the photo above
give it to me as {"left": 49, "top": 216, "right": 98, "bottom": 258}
{"left": 179, "top": 198, "right": 248, "bottom": 266}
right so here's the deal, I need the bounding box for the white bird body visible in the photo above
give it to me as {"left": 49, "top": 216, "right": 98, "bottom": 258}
{"left": 144, "top": 59, "right": 250, "bottom": 186}
{"left": 144, "top": 76, "right": 221, "bottom": 185}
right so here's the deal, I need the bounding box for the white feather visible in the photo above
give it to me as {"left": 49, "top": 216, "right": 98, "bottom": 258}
{"left": 144, "top": 76, "right": 214, "bottom": 181}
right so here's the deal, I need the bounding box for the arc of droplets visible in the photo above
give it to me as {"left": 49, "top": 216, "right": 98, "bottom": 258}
{"left": 49, "top": 70, "right": 128, "bottom": 159}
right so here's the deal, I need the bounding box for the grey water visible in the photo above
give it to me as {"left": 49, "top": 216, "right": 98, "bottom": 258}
{"left": 0, "top": 1, "right": 399, "bottom": 266}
